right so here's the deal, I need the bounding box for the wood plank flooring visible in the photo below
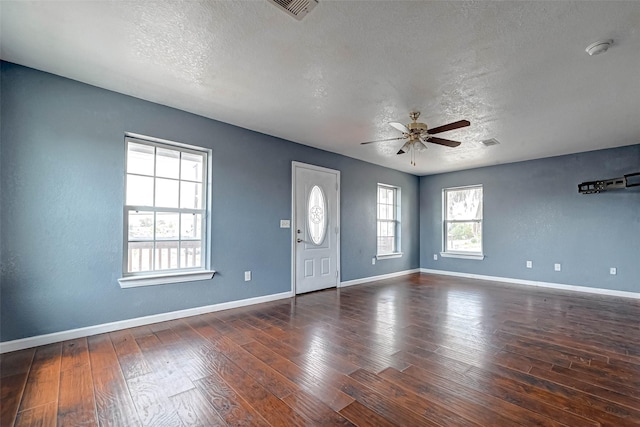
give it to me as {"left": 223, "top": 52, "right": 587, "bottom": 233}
{"left": 2, "top": 273, "right": 639, "bottom": 426}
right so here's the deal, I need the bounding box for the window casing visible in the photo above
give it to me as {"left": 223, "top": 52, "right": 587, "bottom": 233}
{"left": 377, "top": 184, "right": 402, "bottom": 259}
{"left": 119, "top": 135, "right": 214, "bottom": 287}
{"left": 442, "top": 185, "right": 484, "bottom": 260}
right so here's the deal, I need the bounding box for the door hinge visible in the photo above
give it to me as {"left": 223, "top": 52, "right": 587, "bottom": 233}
{"left": 336, "top": 271, "right": 339, "bottom": 278}
{"left": 336, "top": 183, "right": 339, "bottom": 191}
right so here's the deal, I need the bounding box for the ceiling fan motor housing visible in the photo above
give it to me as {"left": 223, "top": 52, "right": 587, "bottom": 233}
{"left": 407, "top": 122, "right": 427, "bottom": 133}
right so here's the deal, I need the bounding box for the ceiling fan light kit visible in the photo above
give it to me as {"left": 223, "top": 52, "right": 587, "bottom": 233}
{"left": 361, "top": 111, "right": 470, "bottom": 166}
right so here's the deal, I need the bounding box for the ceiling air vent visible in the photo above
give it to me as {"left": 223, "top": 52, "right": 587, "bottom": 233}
{"left": 481, "top": 138, "right": 500, "bottom": 147}
{"left": 267, "top": 0, "right": 318, "bottom": 20}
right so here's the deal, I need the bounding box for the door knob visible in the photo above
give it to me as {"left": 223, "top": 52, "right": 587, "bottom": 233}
{"left": 296, "top": 238, "right": 303, "bottom": 243}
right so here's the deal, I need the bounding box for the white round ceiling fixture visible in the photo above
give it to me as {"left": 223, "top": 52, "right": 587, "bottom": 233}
{"left": 585, "top": 39, "right": 613, "bottom": 56}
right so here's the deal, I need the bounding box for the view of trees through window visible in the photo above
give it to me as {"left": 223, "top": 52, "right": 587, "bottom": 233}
{"left": 444, "top": 186, "right": 483, "bottom": 253}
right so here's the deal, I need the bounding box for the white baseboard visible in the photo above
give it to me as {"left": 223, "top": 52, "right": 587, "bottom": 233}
{"left": 0, "top": 291, "right": 293, "bottom": 354}
{"left": 340, "top": 268, "right": 420, "bottom": 288}
{"left": 420, "top": 268, "right": 640, "bottom": 299}
{"left": 8, "top": 268, "right": 633, "bottom": 354}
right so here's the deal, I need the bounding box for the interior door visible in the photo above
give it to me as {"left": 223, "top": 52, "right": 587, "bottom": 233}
{"left": 293, "top": 162, "right": 340, "bottom": 294}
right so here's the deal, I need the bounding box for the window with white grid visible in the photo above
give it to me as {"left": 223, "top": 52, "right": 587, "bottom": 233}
{"left": 377, "top": 184, "right": 401, "bottom": 257}
{"left": 122, "top": 136, "right": 211, "bottom": 282}
{"left": 442, "top": 184, "right": 484, "bottom": 259}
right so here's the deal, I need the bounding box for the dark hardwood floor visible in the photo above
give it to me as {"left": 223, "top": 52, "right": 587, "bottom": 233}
{"left": 2, "top": 273, "right": 640, "bottom": 426}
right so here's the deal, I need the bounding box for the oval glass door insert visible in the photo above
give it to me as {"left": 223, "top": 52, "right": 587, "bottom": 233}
{"left": 307, "top": 185, "right": 327, "bottom": 245}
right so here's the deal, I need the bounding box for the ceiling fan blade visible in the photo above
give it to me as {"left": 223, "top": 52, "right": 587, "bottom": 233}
{"left": 428, "top": 137, "right": 462, "bottom": 147}
{"left": 389, "top": 121, "right": 410, "bottom": 133}
{"left": 360, "top": 136, "right": 406, "bottom": 145}
{"left": 427, "top": 120, "right": 470, "bottom": 135}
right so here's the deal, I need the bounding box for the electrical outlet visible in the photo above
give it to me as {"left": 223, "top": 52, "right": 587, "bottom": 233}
{"left": 433, "top": 254, "right": 438, "bottom": 260}
{"left": 526, "top": 261, "right": 532, "bottom": 269}
{"left": 554, "top": 263, "right": 561, "bottom": 272}
{"left": 244, "top": 271, "right": 251, "bottom": 281}
{"left": 610, "top": 267, "right": 617, "bottom": 275}
{"left": 280, "top": 219, "right": 290, "bottom": 228}
{"left": 372, "top": 257, "right": 376, "bottom": 265}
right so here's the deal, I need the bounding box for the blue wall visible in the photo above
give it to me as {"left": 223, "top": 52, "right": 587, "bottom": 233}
{"left": 0, "top": 62, "right": 419, "bottom": 342}
{"left": 2, "top": 60, "right": 637, "bottom": 343}
{"left": 420, "top": 145, "right": 640, "bottom": 292}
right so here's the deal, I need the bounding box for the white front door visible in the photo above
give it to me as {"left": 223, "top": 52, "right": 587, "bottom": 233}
{"left": 292, "top": 162, "right": 340, "bottom": 294}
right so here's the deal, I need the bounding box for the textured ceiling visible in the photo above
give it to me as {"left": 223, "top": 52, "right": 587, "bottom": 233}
{"left": 1, "top": 1, "right": 639, "bottom": 175}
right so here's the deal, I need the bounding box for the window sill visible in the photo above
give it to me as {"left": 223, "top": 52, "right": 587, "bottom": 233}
{"left": 440, "top": 252, "right": 485, "bottom": 260}
{"left": 376, "top": 252, "right": 403, "bottom": 260}
{"left": 118, "top": 270, "right": 216, "bottom": 288}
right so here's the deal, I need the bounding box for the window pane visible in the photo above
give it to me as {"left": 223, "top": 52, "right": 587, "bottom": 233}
{"left": 127, "top": 142, "right": 154, "bottom": 176}
{"left": 380, "top": 221, "right": 388, "bottom": 236}
{"left": 156, "top": 148, "right": 180, "bottom": 179}
{"left": 181, "top": 152, "right": 204, "bottom": 182}
{"left": 446, "top": 221, "right": 482, "bottom": 252}
{"left": 156, "top": 212, "right": 179, "bottom": 239}
{"left": 446, "top": 187, "right": 483, "bottom": 220}
{"left": 388, "top": 221, "right": 395, "bottom": 237}
{"left": 181, "top": 242, "right": 202, "bottom": 268}
{"left": 128, "top": 241, "right": 154, "bottom": 272}
{"left": 128, "top": 211, "right": 154, "bottom": 240}
{"left": 385, "top": 204, "right": 394, "bottom": 220}
{"left": 155, "top": 178, "right": 179, "bottom": 208}
{"left": 379, "top": 188, "right": 387, "bottom": 204}
{"left": 378, "top": 236, "right": 394, "bottom": 254}
{"left": 155, "top": 241, "right": 179, "bottom": 270}
{"left": 181, "top": 213, "right": 202, "bottom": 239}
{"left": 126, "top": 174, "right": 154, "bottom": 206}
{"left": 180, "top": 182, "right": 203, "bottom": 209}
{"left": 377, "top": 188, "right": 396, "bottom": 222}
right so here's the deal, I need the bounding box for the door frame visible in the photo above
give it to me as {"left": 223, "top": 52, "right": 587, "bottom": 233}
{"left": 291, "top": 161, "right": 341, "bottom": 295}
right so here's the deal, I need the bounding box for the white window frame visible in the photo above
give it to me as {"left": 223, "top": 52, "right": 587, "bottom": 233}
{"left": 376, "top": 183, "right": 403, "bottom": 259}
{"left": 441, "top": 184, "right": 484, "bottom": 260}
{"left": 118, "top": 133, "right": 215, "bottom": 288}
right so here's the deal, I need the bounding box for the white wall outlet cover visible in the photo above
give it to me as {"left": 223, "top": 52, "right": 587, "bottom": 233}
{"left": 244, "top": 271, "right": 251, "bottom": 281}
{"left": 526, "top": 261, "right": 532, "bottom": 268}
{"left": 433, "top": 254, "right": 438, "bottom": 260}
{"left": 372, "top": 257, "right": 376, "bottom": 265}
{"left": 610, "top": 267, "right": 617, "bottom": 275}
{"left": 280, "top": 220, "right": 290, "bottom": 228}
{"left": 554, "top": 263, "right": 561, "bottom": 271}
